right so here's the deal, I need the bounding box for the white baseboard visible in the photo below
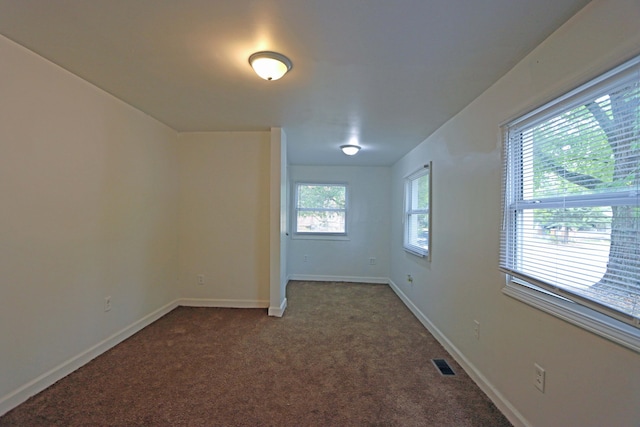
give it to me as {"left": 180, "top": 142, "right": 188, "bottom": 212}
{"left": 289, "top": 274, "right": 389, "bottom": 284}
{"left": 0, "top": 299, "right": 179, "bottom": 417}
{"left": 268, "top": 297, "right": 288, "bottom": 317}
{"left": 387, "top": 279, "right": 530, "bottom": 427}
{"left": 179, "top": 298, "right": 269, "bottom": 309}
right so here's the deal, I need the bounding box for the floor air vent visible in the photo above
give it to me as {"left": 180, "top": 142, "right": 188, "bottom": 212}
{"left": 432, "top": 358, "right": 455, "bottom": 376}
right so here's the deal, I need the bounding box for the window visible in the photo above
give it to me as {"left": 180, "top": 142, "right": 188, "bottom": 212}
{"left": 404, "top": 164, "right": 431, "bottom": 258}
{"left": 501, "top": 55, "right": 640, "bottom": 349}
{"left": 294, "top": 183, "right": 347, "bottom": 235}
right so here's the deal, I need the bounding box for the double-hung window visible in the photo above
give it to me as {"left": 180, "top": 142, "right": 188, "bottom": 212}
{"left": 404, "top": 164, "right": 431, "bottom": 258}
{"left": 294, "top": 183, "right": 347, "bottom": 235}
{"left": 501, "top": 55, "right": 640, "bottom": 350}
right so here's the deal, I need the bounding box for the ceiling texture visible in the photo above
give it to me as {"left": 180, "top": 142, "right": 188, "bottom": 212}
{"left": 0, "top": 0, "right": 590, "bottom": 166}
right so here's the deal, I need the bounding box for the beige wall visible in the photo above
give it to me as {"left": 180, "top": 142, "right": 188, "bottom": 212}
{"left": 0, "top": 34, "right": 180, "bottom": 405}
{"left": 0, "top": 33, "right": 275, "bottom": 413}
{"left": 177, "top": 132, "right": 271, "bottom": 306}
{"left": 390, "top": 1, "right": 640, "bottom": 426}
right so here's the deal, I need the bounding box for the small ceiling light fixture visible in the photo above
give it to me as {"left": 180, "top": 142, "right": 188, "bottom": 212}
{"left": 249, "top": 51, "right": 292, "bottom": 81}
{"left": 340, "top": 144, "right": 361, "bottom": 156}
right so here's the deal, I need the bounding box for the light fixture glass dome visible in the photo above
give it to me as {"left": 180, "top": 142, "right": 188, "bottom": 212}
{"left": 340, "top": 144, "right": 361, "bottom": 156}
{"left": 249, "top": 51, "right": 292, "bottom": 81}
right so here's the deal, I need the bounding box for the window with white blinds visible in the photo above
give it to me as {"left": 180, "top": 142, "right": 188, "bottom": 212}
{"left": 501, "top": 55, "right": 640, "bottom": 334}
{"left": 404, "top": 164, "right": 431, "bottom": 258}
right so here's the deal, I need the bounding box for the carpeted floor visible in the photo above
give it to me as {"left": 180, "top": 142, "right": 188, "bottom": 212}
{"left": 0, "top": 281, "right": 512, "bottom": 426}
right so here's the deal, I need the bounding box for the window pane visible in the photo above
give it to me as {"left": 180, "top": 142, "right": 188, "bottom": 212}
{"left": 525, "top": 88, "right": 638, "bottom": 200}
{"left": 518, "top": 205, "right": 639, "bottom": 318}
{"left": 519, "top": 207, "right": 612, "bottom": 287}
{"left": 407, "top": 213, "right": 429, "bottom": 250}
{"left": 297, "top": 185, "right": 345, "bottom": 209}
{"left": 296, "top": 211, "right": 345, "bottom": 233}
{"left": 412, "top": 174, "right": 430, "bottom": 210}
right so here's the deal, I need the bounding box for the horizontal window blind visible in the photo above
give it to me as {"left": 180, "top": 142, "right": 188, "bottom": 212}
{"left": 501, "top": 56, "right": 640, "bottom": 327}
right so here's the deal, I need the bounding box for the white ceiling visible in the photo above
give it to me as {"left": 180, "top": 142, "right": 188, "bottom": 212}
{"left": 0, "top": 0, "right": 590, "bottom": 166}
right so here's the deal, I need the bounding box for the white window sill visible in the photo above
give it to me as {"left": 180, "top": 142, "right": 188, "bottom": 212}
{"left": 291, "top": 234, "right": 350, "bottom": 241}
{"left": 403, "top": 244, "right": 429, "bottom": 259}
{"left": 503, "top": 281, "right": 640, "bottom": 354}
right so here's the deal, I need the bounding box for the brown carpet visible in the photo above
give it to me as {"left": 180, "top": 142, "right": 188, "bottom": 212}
{"left": 0, "top": 281, "right": 512, "bottom": 426}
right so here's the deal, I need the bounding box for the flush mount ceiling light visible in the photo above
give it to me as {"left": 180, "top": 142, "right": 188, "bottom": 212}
{"left": 340, "top": 144, "right": 361, "bottom": 156}
{"left": 249, "top": 51, "right": 292, "bottom": 81}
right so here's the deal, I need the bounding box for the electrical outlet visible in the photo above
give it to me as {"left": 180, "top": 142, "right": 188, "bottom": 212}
{"left": 534, "top": 363, "right": 546, "bottom": 393}
{"left": 369, "top": 257, "right": 376, "bottom": 265}
{"left": 473, "top": 320, "right": 480, "bottom": 340}
{"left": 104, "top": 296, "right": 112, "bottom": 312}
{"left": 197, "top": 274, "right": 205, "bottom": 286}
{"left": 303, "top": 255, "right": 308, "bottom": 262}
{"left": 407, "top": 274, "right": 413, "bottom": 284}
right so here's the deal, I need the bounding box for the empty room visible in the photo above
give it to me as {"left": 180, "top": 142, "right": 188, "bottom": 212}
{"left": 1, "top": 0, "right": 639, "bottom": 426}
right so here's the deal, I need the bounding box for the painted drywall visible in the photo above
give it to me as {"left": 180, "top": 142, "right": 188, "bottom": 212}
{"left": 269, "top": 128, "right": 288, "bottom": 316}
{"left": 288, "top": 165, "right": 391, "bottom": 281}
{"left": 0, "top": 34, "right": 180, "bottom": 407}
{"left": 177, "top": 132, "right": 271, "bottom": 306}
{"left": 389, "top": 0, "right": 640, "bottom": 426}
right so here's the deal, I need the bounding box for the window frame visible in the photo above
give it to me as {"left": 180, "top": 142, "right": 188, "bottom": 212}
{"left": 500, "top": 55, "right": 640, "bottom": 353}
{"left": 403, "top": 163, "right": 432, "bottom": 259}
{"left": 293, "top": 182, "right": 348, "bottom": 237}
